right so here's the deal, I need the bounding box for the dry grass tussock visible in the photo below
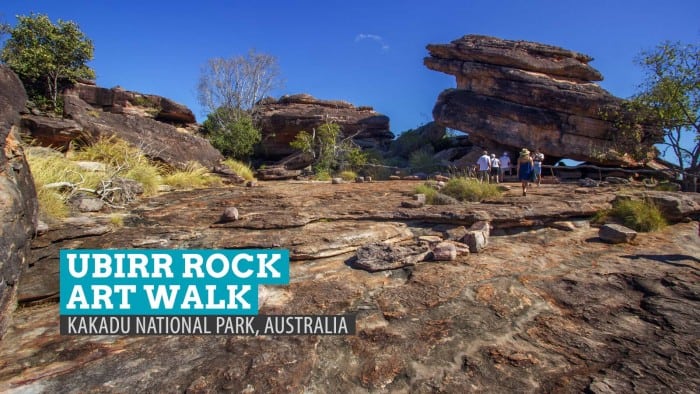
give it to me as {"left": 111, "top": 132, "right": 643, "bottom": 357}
{"left": 222, "top": 158, "right": 256, "bottom": 181}
{"left": 25, "top": 137, "right": 223, "bottom": 219}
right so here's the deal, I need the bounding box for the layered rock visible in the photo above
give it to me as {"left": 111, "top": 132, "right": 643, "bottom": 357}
{"left": 4, "top": 181, "right": 700, "bottom": 392}
{"left": 0, "top": 65, "right": 38, "bottom": 337}
{"left": 425, "top": 35, "right": 662, "bottom": 165}
{"left": 60, "top": 92, "right": 223, "bottom": 169}
{"left": 19, "top": 83, "right": 223, "bottom": 169}
{"left": 67, "top": 83, "right": 196, "bottom": 124}
{"left": 255, "top": 94, "right": 393, "bottom": 159}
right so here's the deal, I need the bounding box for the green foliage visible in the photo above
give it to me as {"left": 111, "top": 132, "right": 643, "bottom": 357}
{"left": 290, "top": 121, "right": 364, "bottom": 175}
{"left": 414, "top": 182, "right": 461, "bottom": 205}
{"left": 222, "top": 158, "right": 256, "bottom": 181}
{"left": 633, "top": 41, "right": 699, "bottom": 174}
{"left": 440, "top": 177, "right": 502, "bottom": 202}
{"left": 202, "top": 108, "right": 261, "bottom": 160}
{"left": 342, "top": 144, "right": 368, "bottom": 170}
{"left": 600, "top": 100, "right": 662, "bottom": 161}
{"left": 408, "top": 146, "right": 437, "bottom": 172}
{"left": 1, "top": 13, "right": 95, "bottom": 112}
{"left": 314, "top": 170, "right": 332, "bottom": 181}
{"left": 162, "top": 161, "right": 221, "bottom": 189}
{"left": 414, "top": 183, "right": 438, "bottom": 203}
{"left": 596, "top": 199, "right": 667, "bottom": 232}
{"left": 339, "top": 170, "right": 357, "bottom": 181}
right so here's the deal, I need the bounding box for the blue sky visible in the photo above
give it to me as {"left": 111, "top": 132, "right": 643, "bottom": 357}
{"left": 2, "top": 0, "right": 699, "bottom": 136}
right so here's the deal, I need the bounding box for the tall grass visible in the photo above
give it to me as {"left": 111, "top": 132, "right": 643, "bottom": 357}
{"left": 26, "top": 149, "right": 104, "bottom": 219}
{"left": 414, "top": 183, "right": 439, "bottom": 203}
{"left": 339, "top": 170, "right": 358, "bottom": 181}
{"left": 222, "top": 158, "right": 256, "bottom": 181}
{"left": 26, "top": 137, "right": 225, "bottom": 219}
{"left": 441, "top": 177, "right": 502, "bottom": 202}
{"left": 74, "top": 136, "right": 162, "bottom": 195}
{"left": 162, "top": 161, "right": 221, "bottom": 189}
{"left": 597, "top": 199, "right": 667, "bottom": 232}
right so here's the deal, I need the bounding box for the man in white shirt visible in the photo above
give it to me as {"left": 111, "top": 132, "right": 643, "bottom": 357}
{"left": 476, "top": 151, "right": 491, "bottom": 183}
{"left": 499, "top": 152, "right": 511, "bottom": 182}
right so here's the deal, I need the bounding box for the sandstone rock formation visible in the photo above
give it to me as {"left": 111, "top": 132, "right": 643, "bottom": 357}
{"left": 0, "top": 65, "right": 38, "bottom": 337}
{"left": 20, "top": 83, "right": 223, "bottom": 170}
{"left": 425, "top": 35, "right": 662, "bottom": 165}
{"left": 3, "top": 181, "right": 700, "bottom": 392}
{"left": 255, "top": 94, "right": 394, "bottom": 160}
{"left": 67, "top": 83, "right": 196, "bottom": 124}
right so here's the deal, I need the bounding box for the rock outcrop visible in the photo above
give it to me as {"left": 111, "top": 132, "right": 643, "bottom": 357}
{"left": 4, "top": 181, "right": 700, "bottom": 392}
{"left": 67, "top": 83, "right": 196, "bottom": 124}
{"left": 0, "top": 65, "right": 38, "bottom": 337}
{"left": 255, "top": 94, "right": 393, "bottom": 159}
{"left": 425, "top": 35, "right": 662, "bottom": 165}
{"left": 20, "top": 83, "right": 224, "bottom": 170}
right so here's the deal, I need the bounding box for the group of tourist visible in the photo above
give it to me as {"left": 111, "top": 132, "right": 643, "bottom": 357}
{"left": 475, "top": 148, "right": 544, "bottom": 196}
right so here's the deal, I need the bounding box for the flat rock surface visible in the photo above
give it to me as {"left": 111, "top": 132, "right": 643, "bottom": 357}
{"left": 3, "top": 181, "right": 700, "bottom": 392}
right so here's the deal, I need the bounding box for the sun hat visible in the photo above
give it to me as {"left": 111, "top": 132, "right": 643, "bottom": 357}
{"left": 520, "top": 148, "right": 530, "bottom": 157}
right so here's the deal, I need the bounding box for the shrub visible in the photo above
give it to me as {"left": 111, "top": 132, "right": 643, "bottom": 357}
{"left": 414, "top": 183, "right": 438, "bottom": 203}
{"left": 339, "top": 170, "right": 357, "bottom": 181}
{"left": 441, "top": 177, "right": 502, "bottom": 202}
{"left": 202, "top": 109, "right": 261, "bottom": 160}
{"left": 109, "top": 214, "right": 125, "bottom": 227}
{"left": 408, "top": 147, "right": 437, "bottom": 173}
{"left": 162, "top": 161, "right": 221, "bottom": 189}
{"left": 603, "top": 199, "right": 667, "bottom": 232}
{"left": 222, "top": 158, "right": 256, "bottom": 181}
{"left": 314, "top": 170, "right": 332, "bottom": 181}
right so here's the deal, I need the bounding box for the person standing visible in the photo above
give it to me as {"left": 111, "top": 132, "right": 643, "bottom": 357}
{"left": 516, "top": 148, "right": 534, "bottom": 196}
{"left": 490, "top": 154, "right": 501, "bottom": 183}
{"left": 476, "top": 151, "right": 491, "bottom": 183}
{"left": 532, "top": 148, "right": 545, "bottom": 186}
{"left": 499, "top": 152, "right": 511, "bottom": 182}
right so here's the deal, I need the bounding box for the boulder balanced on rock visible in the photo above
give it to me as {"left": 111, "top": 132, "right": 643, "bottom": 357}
{"left": 425, "top": 35, "right": 662, "bottom": 165}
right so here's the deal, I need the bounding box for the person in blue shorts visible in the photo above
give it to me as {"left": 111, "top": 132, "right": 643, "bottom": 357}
{"left": 517, "top": 148, "right": 534, "bottom": 196}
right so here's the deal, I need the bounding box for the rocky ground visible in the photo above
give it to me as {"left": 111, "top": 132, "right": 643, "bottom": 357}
{"left": 1, "top": 180, "right": 699, "bottom": 393}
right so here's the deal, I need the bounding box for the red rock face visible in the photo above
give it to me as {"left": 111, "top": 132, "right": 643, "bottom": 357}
{"left": 0, "top": 65, "right": 38, "bottom": 338}
{"left": 67, "top": 83, "right": 197, "bottom": 124}
{"left": 255, "top": 94, "right": 393, "bottom": 159}
{"left": 425, "top": 35, "right": 662, "bottom": 165}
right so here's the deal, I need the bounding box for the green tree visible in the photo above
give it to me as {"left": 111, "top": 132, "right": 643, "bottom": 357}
{"left": 196, "top": 49, "right": 282, "bottom": 159}
{"left": 290, "top": 121, "right": 367, "bottom": 174}
{"left": 633, "top": 41, "right": 699, "bottom": 180}
{"left": 201, "top": 108, "right": 261, "bottom": 159}
{"left": 1, "top": 13, "right": 95, "bottom": 111}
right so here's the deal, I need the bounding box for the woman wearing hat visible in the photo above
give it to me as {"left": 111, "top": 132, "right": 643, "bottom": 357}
{"left": 516, "top": 148, "right": 534, "bottom": 196}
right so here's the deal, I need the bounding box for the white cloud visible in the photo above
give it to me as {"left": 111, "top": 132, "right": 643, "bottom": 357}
{"left": 354, "top": 33, "right": 389, "bottom": 51}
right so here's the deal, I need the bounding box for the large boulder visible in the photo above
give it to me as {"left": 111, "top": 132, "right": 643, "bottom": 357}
{"left": 0, "top": 65, "right": 38, "bottom": 337}
{"left": 61, "top": 91, "right": 223, "bottom": 170}
{"left": 20, "top": 115, "right": 84, "bottom": 151}
{"left": 255, "top": 94, "right": 394, "bottom": 159}
{"left": 67, "top": 83, "right": 196, "bottom": 124}
{"left": 425, "top": 35, "right": 662, "bottom": 165}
